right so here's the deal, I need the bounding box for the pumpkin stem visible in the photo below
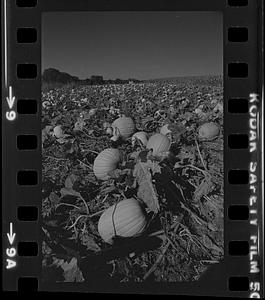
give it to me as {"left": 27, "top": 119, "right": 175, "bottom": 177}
{"left": 194, "top": 138, "right": 208, "bottom": 172}
{"left": 111, "top": 202, "right": 119, "bottom": 238}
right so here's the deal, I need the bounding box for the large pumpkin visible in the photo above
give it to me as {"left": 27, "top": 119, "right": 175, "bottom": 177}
{"left": 147, "top": 133, "right": 171, "bottom": 155}
{"left": 98, "top": 198, "right": 148, "bottom": 244}
{"left": 112, "top": 116, "right": 135, "bottom": 140}
{"left": 198, "top": 122, "right": 220, "bottom": 141}
{"left": 93, "top": 148, "right": 121, "bottom": 180}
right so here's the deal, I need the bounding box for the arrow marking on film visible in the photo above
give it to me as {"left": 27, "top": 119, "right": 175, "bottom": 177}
{"left": 6, "top": 86, "right": 15, "bottom": 109}
{"left": 7, "top": 223, "right": 16, "bottom": 245}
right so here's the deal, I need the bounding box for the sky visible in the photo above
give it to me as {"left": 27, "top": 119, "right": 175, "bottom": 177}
{"left": 42, "top": 12, "right": 223, "bottom": 80}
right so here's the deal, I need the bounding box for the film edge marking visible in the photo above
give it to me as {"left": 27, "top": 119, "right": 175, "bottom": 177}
{"left": 6, "top": 222, "right": 17, "bottom": 270}
{"left": 5, "top": 86, "right": 17, "bottom": 121}
{"left": 248, "top": 92, "right": 261, "bottom": 298}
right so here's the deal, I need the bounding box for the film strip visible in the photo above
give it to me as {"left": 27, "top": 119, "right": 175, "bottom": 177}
{"left": 2, "top": 0, "right": 264, "bottom": 297}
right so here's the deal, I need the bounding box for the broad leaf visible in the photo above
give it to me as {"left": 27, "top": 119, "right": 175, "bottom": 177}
{"left": 58, "top": 257, "right": 84, "bottom": 282}
{"left": 49, "top": 192, "right": 60, "bottom": 206}
{"left": 60, "top": 187, "right": 80, "bottom": 198}
{"left": 108, "top": 168, "right": 131, "bottom": 179}
{"left": 133, "top": 160, "right": 161, "bottom": 213}
{"left": 65, "top": 174, "right": 78, "bottom": 189}
{"left": 194, "top": 177, "right": 214, "bottom": 202}
{"left": 80, "top": 232, "right": 101, "bottom": 252}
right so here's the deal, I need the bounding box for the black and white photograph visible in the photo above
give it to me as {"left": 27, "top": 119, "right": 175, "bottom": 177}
{"left": 41, "top": 11, "right": 224, "bottom": 284}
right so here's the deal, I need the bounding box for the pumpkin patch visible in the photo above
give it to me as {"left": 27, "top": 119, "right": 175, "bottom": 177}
{"left": 42, "top": 77, "right": 223, "bottom": 283}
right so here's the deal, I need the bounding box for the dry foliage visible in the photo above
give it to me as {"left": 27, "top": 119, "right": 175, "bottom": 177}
{"left": 42, "top": 77, "right": 223, "bottom": 283}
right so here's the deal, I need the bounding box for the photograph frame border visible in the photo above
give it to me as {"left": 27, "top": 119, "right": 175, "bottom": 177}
{"left": 2, "top": 0, "right": 263, "bottom": 297}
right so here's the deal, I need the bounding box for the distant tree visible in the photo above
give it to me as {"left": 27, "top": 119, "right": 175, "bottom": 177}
{"left": 42, "top": 68, "right": 80, "bottom": 84}
{"left": 42, "top": 68, "right": 143, "bottom": 88}
{"left": 91, "top": 75, "right": 104, "bottom": 85}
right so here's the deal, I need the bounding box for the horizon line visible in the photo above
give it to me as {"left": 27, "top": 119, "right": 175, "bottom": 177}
{"left": 42, "top": 67, "right": 222, "bottom": 81}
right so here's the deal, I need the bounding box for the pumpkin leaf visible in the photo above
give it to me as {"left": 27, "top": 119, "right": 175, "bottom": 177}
{"left": 42, "top": 125, "right": 53, "bottom": 144}
{"left": 138, "top": 150, "right": 149, "bottom": 162}
{"left": 100, "top": 185, "right": 117, "bottom": 195}
{"left": 194, "top": 177, "right": 214, "bottom": 202}
{"left": 56, "top": 137, "right": 68, "bottom": 144}
{"left": 130, "top": 150, "right": 141, "bottom": 160}
{"left": 49, "top": 192, "right": 60, "bottom": 206}
{"left": 108, "top": 168, "right": 131, "bottom": 179}
{"left": 133, "top": 160, "right": 161, "bottom": 213}
{"left": 80, "top": 232, "right": 101, "bottom": 252}
{"left": 56, "top": 257, "right": 84, "bottom": 282}
{"left": 169, "top": 123, "right": 186, "bottom": 138}
{"left": 60, "top": 187, "right": 80, "bottom": 198}
{"left": 73, "top": 120, "right": 85, "bottom": 131}
{"left": 65, "top": 174, "right": 78, "bottom": 189}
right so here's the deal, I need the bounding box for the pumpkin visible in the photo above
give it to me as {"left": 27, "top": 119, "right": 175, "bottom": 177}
{"left": 73, "top": 120, "right": 85, "bottom": 131}
{"left": 147, "top": 133, "right": 171, "bottom": 155}
{"left": 42, "top": 101, "right": 51, "bottom": 109}
{"left": 198, "top": 122, "right": 220, "bottom": 140}
{"left": 211, "top": 99, "right": 218, "bottom": 106}
{"left": 132, "top": 131, "right": 148, "bottom": 146}
{"left": 88, "top": 108, "right": 97, "bottom": 116}
{"left": 213, "top": 103, "right": 223, "bottom": 113}
{"left": 80, "top": 111, "right": 90, "bottom": 120}
{"left": 98, "top": 198, "right": 148, "bottom": 244}
{"left": 160, "top": 124, "right": 172, "bottom": 136}
{"left": 106, "top": 127, "right": 113, "bottom": 135}
{"left": 93, "top": 148, "right": 121, "bottom": 180}
{"left": 103, "top": 122, "right": 111, "bottom": 129}
{"left": 195, "top": 108, "right": 203, "bottom": 115}
{"left": 53, "top": 125, "right": 64, "bottom": 138}
{"left": 44, "top": 125, "right": 53, "bottom": 134}
{"left": 112, "top": 116, "right": 135, "bottom": 140}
